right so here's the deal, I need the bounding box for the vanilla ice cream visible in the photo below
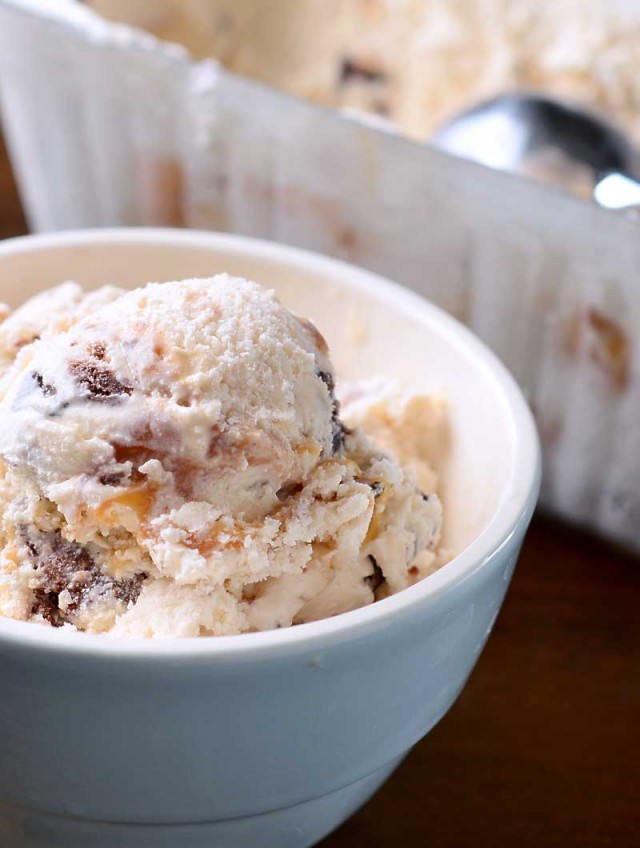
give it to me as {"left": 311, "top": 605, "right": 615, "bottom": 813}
{"left": 0, "top": 276, "right": 444, "bottom": 637}
{"left": 89, "top": 0, "right": 640, "bottom": 144}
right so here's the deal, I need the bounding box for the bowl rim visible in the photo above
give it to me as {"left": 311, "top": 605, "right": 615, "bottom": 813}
{"left": 0, "top": 228, "right": 540, "bottom": 660}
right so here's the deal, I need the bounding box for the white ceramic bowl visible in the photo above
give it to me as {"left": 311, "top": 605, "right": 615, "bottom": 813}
{"left": 0, "top": 229, "right": 540, "bottom": 848}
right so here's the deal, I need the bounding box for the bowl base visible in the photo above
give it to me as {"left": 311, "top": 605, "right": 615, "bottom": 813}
{"left": 0, "top": 756, "right": 403, "bottom": 848}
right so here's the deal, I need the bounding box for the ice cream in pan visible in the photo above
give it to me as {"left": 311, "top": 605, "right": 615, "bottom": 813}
{"left": 0, "top": 276, "right": 445, "bottom": 637}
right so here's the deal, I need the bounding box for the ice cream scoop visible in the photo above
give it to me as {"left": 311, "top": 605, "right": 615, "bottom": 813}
{"left": 0, "top": 275, "right": 443, "bottom": 636}
{"left": 433, "top": 93, "right": 640, "bottom": 208}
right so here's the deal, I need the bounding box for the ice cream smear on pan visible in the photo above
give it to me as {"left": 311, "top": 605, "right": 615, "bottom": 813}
{"left": 0, "top": 276, "right": 446, "bottom": 637}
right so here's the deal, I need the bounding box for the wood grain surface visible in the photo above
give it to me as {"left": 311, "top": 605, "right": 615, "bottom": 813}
{"left": 322, "top": 516, "right": 640, "bottom": 847}
{"left": 0, "top": 135, "right": 27, "bottom": 240}
{"left": 0, "top": 134, "right": 637, "bottom": 848}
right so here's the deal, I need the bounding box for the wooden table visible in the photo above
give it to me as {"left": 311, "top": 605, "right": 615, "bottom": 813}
{"left": 0, "top": 136, "right": 638, "bottom": 848}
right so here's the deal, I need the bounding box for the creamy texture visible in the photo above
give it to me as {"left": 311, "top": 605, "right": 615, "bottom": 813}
{"left": 0, "top": 277, "right": 444, "bottom": 637}
{"left": 88, "top": 0, "right": 640, "bottom": 143}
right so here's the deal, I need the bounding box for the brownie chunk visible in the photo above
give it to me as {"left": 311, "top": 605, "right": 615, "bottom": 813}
{"left": 88, "top": 341, "right": 107, "bottom": 361}
{"left": 69, "top": 360, "right": 132, "bottom": 400}
{"left": 24, "top": 529, "right": 144, "bottom": 626}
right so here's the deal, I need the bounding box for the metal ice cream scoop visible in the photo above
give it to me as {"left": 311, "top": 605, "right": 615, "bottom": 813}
{"left": 432, "top": 92, "right": 640, "bottom": 210}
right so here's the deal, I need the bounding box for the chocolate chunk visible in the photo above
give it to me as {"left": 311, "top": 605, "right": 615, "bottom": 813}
{"left": 88, "top": 341, "right": 107, "bottom": 361}
{"left": 370, "top": 482, "right": 384, "bottom": 498}
{"left": 276, "top": 481, "right": 304, "bottom": 502}
{"left": 113, "top": 572, "right": 146, "bottom": 606}
{"left": 421, "top": 492, "right": 430, "bottom": 502}
{"left": 32, "top": 371, "right": 56, "bottom": 397}
{"left": 69, "top": 360, "right": 132, "bottom": 401}
{"left": 317, "top": 370, "right": 335, "bottom": 394}
{"left": 45, "top": 401, "right": 70, "bottom": 420}
{"left": 31, "top": 590, "right": 64, "bottom": 628}
{"left": 23, "top": 536, "right": 38, "bottom": 557}
{"left": 98, "top": 471, "right": 126, "bottom": 487}
{"left": 37, "top": 534, "right": 98, "bottom": 610}
{"left": 331, "top": 418, "right": 350, "bottom": 455}
{"left": 316, "top": 369, "right": 350, "bottom": 455}
{"left": 24, "top": 529, "right": 145, "bottom": 625}
{"left": 339, "top": 58, "right": 387, "bottom": 85}
{"left": 364, "top": 555, "right": 385, "bottom": 592}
